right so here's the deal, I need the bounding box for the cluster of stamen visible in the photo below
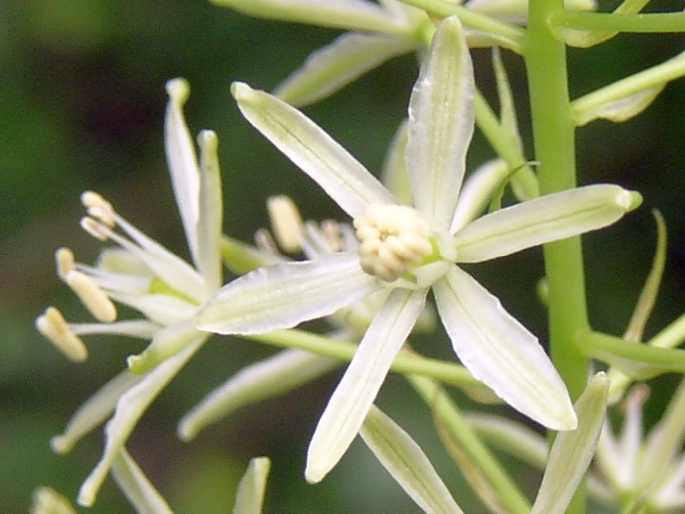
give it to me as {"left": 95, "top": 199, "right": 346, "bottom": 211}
{"left": 35, "top": 191, "right": 125, "bottom": 363}
{"left": 354, "top": 204, "right": 433, "bottom": 282}
{"left": 257, "top": 195, "right": 347, "bottom": 257}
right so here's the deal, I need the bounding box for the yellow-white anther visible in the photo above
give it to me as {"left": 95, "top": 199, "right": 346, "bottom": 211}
{"left": 35, "top": 307, "right": 88, "bottom": 362}
{"left": 267, "top": 195, "right": 304, "bottom": 253}
{"left": 354, "top": 204, "right": 433, "bottom": 282}
{"left": 80, "top": 217, "right": 112, "bottom": 242}
{"left": 254, "top": 228, "right": 279, "bottom": 255}
{"left": 55, "top": 247, "right": 76, "bottom": 281}
{"left": 64, "top": 270, "right": 117, "bottom": 323}
{"left": 81, "top": 191, "right": 116, "bottom": 227}
{"left": 321, "top": 220, "right": 343, "bottom": 253}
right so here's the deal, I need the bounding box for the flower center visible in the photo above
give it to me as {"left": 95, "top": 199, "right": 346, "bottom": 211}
{"left": 353, "top": 204, "right": 433, "bottom": 282}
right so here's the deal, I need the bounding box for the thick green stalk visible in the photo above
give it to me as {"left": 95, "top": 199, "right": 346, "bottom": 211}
{"left": 526, "top": 0, "right": 590, "bottom": 511}
{"left": 550, "top": 12, "right": 685, "bottom": 33}
{"left": 526, "top": 0, "right": 589, "bottom": 397}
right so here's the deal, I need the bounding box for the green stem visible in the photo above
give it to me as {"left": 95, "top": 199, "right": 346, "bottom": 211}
{"left": 525, "top": 0, "right": 589, "bottom": 510}
{"left": 572, "top": 50, "right": 685, "bottom": 124}
{"left": 581, "top": 330, "right": 685, "bottom": 375}
{"left": 526, "top": 0, "right": 589, "bottom": 398}
{"left": 242, "top": 329, "right": 488, "bottom": 389}
{"left": 398, "top": 0, "right": 526, "bottom": 52}
{"left": 409, "top": 374, "right": 531, "bottom": 514}
{"left": 550, "top": 12, "right": 685, "bottom": 33}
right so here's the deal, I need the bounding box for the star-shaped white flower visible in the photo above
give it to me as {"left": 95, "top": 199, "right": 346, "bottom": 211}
{"left": 36, "top": 78, "right": 223, "bottom": 506}
{"left": 196, "top": 16, "right": 640, "bottom": 483}
{"left": 595, "top": 382, "right": 685, "bottom": 512}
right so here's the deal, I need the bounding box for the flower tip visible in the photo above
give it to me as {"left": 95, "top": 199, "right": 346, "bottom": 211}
{"left": 50, "top": 435, "right": 72, "bottom": 455}
{"left": 230, "top": 81, "right": 252, "bottom": 101}
{"left": 166, "top": 78, "right": 190, "bottom": 104}
{"left": 176, "top": 419, "right": 197, "bottom": 442}
{"left": 621, "top": 190, "right": 643, "bottom": 212}
{"left": 197, "top": 129, "right": 218, "bottom": 149}
{"left": 592, "top": 370, "right": 610, "bottom": 385}
{"left": 304, "top": 463, "right": 326, "bottom": 485}
{"left": 126, "top": 353, "right": 149, "bottom": 375}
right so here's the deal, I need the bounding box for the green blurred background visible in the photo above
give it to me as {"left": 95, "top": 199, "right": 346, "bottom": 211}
{"left": 0, "top": 0, "right": 683, "bottom": 512}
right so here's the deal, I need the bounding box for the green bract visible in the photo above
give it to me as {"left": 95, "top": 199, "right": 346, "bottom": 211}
{"left": 195, "top": 17, "right": 639, "bottom": 483}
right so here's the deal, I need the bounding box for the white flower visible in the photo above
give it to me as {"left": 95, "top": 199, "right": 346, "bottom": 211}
{"left": 36, "top": 78, "right": 223, "bottom": 506}
{"left": 196, "top": 16, "right": 640, "bottom": 483}
{"left": 214, "top": 0, "right": 596, "bottom": 106}
{"left": 595, "top": 382, "right": 685, "bottom": 512}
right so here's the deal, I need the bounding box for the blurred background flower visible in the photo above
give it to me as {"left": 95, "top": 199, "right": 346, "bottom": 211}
{"left": 1, "top": 0, "right": 684, "bottom": 512}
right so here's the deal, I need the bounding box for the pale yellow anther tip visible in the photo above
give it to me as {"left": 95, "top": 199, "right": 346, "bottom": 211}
{"left": 267, "top": 195, "right": 304, "bottom": 253}
{"left": 55, "top": 248, "right": 76, "bottom": 281}
{"left": 80, "top": 191, "right": 116, "bottom": 227}
{"left": 321, "top": 220, "right": 343, "bottom": 252}
{"left": 36, "top": 307, "right": 88, "bottom": 362}
{"left": 65, "top": 271, "right": 117, "bottom": 323}
{"left": 80, "top": 217, "right": 111, "bottom": 242}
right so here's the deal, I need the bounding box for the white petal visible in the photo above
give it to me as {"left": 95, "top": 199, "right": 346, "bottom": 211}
{"left": 196, "top": 253, "right": 380, "bottom": 335}
{"left": 454, "top": 184, "right": 641, "bottom": 263}
{"left": 127, "top": 320, "right": 205, "bottom": 374}
{"left": 232, "top": 82, "right": 397, "bottom": 219}
{"left": 51, "top": 371, "right": 144, "bottom": 454}
{"left": 360, "top": 405, "right": 464, "bottom": 514}
{"left": 178, "top": 349, "right": 338, "bottom": 441}
{"left": 381, "top": 120, "right": 412, "bottom": 205}
{"left": 212, "top": 0, "right": 411, "bottom": 35}
{"left": 406, "top": 16, "right": 475, "bottom": 229}
{"left": 77, "top": 337, "right": 205, "bottom": 507}
{"left": 103, "top": 213, "right": 207, "bottom": 303}
{"left": 233, "top": 457, "right": 271, "bottom": 514}
{"left": 275, "top": 33, "right": 416, "bottom": 107}
{"left": 577, "top": 87, "right": 664, "bottom": 126}
{"left": 164, "top": 78, "right": 201, "bottom": 268}
{"left": 107, "top": 291, "right": 197, "bottom": 326}
{"left": 531, "top": 373, "right": 609, "bottom": 514}
{"left": 450, "top": 159, "right": 510, "bottom": 233}
{"left": 433, "top": 267, "right": 577, "bottom": 430}
{"left": 196, "top": 130, "right": 224, "bottom": 293}
{"left": 306, "top": 287, "right": 426, "bottom": 483}
{"left": 465, "top": 413, "right": 548, "bottom": 469}
{"left": 111, "top": 448, "right": 173, "bottom": 514}
{"left": 31, "top": 487, "right": 77, "bottom": 514}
